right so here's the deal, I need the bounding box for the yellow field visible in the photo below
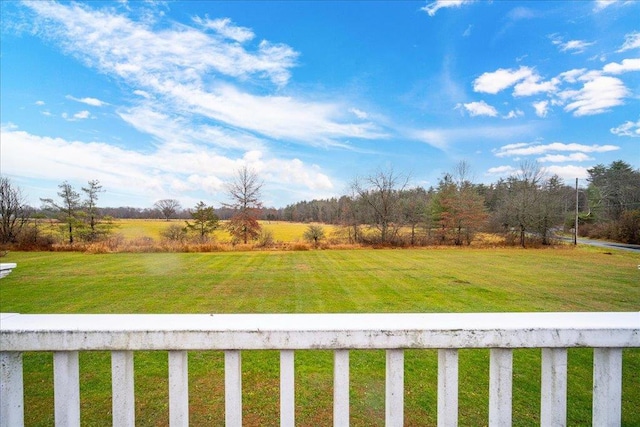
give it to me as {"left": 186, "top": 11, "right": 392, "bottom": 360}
{"left": 112, "top": 219, "right": 337, "bottom": 242}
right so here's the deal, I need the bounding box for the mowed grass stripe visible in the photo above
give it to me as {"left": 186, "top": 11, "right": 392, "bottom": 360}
{"left": 1, "top": 248, "right": 638, "bottom": 425}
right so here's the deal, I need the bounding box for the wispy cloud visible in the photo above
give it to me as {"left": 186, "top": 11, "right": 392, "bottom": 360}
{"left": 22, "top": 1, "right": 385, "bottom": 150}
{"left": 550, "top": 36, "right": 595, "bottom": 54}
{"left": 410, "top": 123, "right": 537, "bottom": 151}
{"left": 610, "top": 119, "right": 640, "bottom": 137}
{"left": 26, "top": 2, "right": 298, "bottom": 87}
{"left": 617, "top": 31, "right": 640, "bottom": 52}
{"left": 66, "top": 95, "right": 107, "bottom": 107}
{"left": 421, "top": 0, "right": 475, "bottom": 17}
{"left": 537, "top": 153, "right": 594, "bottom": 163}
{"left": 532, "top": 100, "right": 549, "bottom": 117}
{"left": 0, "top": 125, "right": 334, "bottom": 204}
{"left": 602, "top": 58, "right": 640, "bottom": 74}
{"left": 563, "top": 75, "right": 628, "bottom": 116}
{"left": 192, "top": 16, "right": 254, "bottom": 43}
{"left": 473, "top": 66, "right": 534, "bottom": 94}
{"left": 494, "top": 142, "right": 619, "bottom": 158}
{"left": 457, "top": 101, "right": 498, "bottom": 117}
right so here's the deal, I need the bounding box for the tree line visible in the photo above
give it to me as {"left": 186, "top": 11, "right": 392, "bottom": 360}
{"left": 280, "top": 160, "right": 640, "bottom": 246}
{"left": 1, "top": 160, "right": 639, "bottom": 248}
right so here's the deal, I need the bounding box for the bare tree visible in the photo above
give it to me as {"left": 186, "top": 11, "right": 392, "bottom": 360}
{"left": 499, "top": 161, "right": 545, "bottom": 247}
{"left": 41, "top": 181, "right": 82, "bottom": 244}
{"left": 154, "top": 199, "right": 181, "bottom": 221}
{"left": 0, "top": 177, "right": 29, "bottom": 244}
{"left": 352, "top": 167, "right": 409, "bottom": 244}
{"left": 224, "top": 166, "right": 263, "bottom": 244}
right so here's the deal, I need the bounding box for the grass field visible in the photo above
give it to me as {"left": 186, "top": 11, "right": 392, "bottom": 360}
{"left": 111, "top": 219, "right": 333, "bottom": 243}
{"left": 1, "top": 247, "right": 638, "bottom": 425}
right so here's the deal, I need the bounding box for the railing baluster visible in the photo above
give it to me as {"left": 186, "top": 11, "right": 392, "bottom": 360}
{"left": 489, "top": 348, "right": 512, "bottom": 427}
{"left": 438, "top": 349, "right": 458, "bottom": 427}
{"left": 333, "top": 350, "right": 349, "bottom": 426}
{"left": 54, "top": 351, "right": 80, "bottom": 427}
{"left": 225, "top": 350, "right": 242, "bottom": 426}
{"left": 593, "top": 348, "right": 622, "bottom": 426}
{"left": 385, "top": 349, "right": 404, "bottom": 427}
{"left": 541, "top": 348, "right": 567, "bottom": 426}
{"left": 280, "top": 350, "right": 295, "bottom": 427}
{"left": 111, "top": 351, "right": 135, "bottom": 427}
{"left": 168, "top": 351, "right": 188, "bottom": 427}
{"left": 0, "top": 352, "right": 24, "bottom": 427}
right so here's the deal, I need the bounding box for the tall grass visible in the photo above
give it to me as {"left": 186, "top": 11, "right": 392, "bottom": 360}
{"left": 1, "top": 248, "right": 638, "bottom": 425}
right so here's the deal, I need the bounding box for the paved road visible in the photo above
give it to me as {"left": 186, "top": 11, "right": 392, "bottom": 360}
{"left": 571, "top": 238, "right": 640, "bottom": 253}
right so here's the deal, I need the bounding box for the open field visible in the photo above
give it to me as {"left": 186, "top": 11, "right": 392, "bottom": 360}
{"left": 110, "top": 219, "right": 335, "bottom": 243}
{"left": 1, "top": 247, "right": 638, "bottom": 425}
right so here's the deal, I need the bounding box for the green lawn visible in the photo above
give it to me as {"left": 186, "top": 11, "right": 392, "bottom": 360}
{"left": 1, "top": 247, "right": 638, "bottom": 426}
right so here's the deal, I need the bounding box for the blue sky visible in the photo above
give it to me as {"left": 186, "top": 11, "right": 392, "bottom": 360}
{"left": 1, "top": 0, "right": 639, "bottom": 209}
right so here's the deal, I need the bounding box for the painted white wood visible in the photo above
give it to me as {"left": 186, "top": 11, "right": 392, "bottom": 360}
{"left": 2, "top": 312, "right": 638, "bottom": 351}
{"left": 0, "top": 263, "right": 17, "bottom": 279}
{"left": 333, "top": 350, "right": 349, "bottom": 427}
{"left": 385, "top": 349, "right": 404, "bottom": 427}
{"left": 168, "top": 351, "right": 188, "bottom": 427}
{"left": 541, "top": 348, "right": 567, "bottom": 426}
{"left": 54, "top": 351, "right": 80, "bottom": 427}
{"left": 489, "top": 348, "right": 512, "bottom": 427}
{"left": 224, "top": 350, "right": 242, "bottom": 427}
{"left": 1, "top": 312, "right": 638, "bottom": 427}
{"left": 111, "top": 351, "right": 135, "bottom": 427}
{"left": 0, "top": 352, "right": 23, "bottom": 427}
{"left": 280, "top": 350, "right": 295, "bottom": 427}
{"left": 593, "top": 348, "right": 622, "bottom": 426}
{"left": 438, "top": 349, "right": 458, "bottom": 427}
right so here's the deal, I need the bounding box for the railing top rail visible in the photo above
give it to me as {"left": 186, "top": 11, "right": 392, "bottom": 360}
{"left": 1, "top": 312, "right": 638, "bottom": 351}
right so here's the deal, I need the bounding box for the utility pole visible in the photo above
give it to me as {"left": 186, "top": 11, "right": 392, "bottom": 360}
{"left": 574, "top": 178, "right": 578, "bottom": 245}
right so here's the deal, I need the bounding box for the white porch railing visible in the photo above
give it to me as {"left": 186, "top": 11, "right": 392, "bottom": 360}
{"left": 0, "top": 263, "right": 17, "bottom": 279}
{"left": 1, "top": 312, "right": 638, "bottom": 426}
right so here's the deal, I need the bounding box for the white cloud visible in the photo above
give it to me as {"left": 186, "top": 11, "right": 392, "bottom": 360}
{"left": 349, "top": 108, "right": 369, "bottom": 119}
{"left": 0, "top": 125, "right": 335, "bottom": 205}
{"left": 617, "top": 31, "right": 640, "bottom": 52}
{"left": 421, "top": 0, "right": 474, "bottom": 17}
{"left": 494, "top": 142, "right": 619, "bottom": 157}
{"left": 193, "top": 17, "right": 254, "bottom": 43}
{"left": 473, "top": 66, "right": 534, "bottom": 94}
{"left": 593, "top": 0, "right": 617, "bottom": 11}
{"left": 537, "top": 153, "right": 594, "bottom": 163}
{"left": 563, "top": 75, "right": 629, "bottom": 116}
{"left": 73, "top": 110, "right": 91, "bottom": 120}
{"left": 553, "top": 39, "right": 595, "bottom": 54}
{"left": 35, "top": 100, "right": 45, "bottom": 106}
{"left": 513, "top": 76, "right": 559, "bottom": 96}
{"left": 66, "top": 95, "right": 107, "bottom": 107}
{"left": 486, "top": 165, "right": 517, "bottom": 176}
{"left": 503, "top": 109, "right": 524, "bottom": 119}
{"left": 133, "top": 90, "right": 151, "bottom": 99}
{"left": 532, "top": 100, "right": 549, "bottom": 117}
{"left": 458, "top": 101, "right": 498, "bottom": 117}
{"left": 23, "top": 1, "right": 383, "bottom": 148}
{"left": 559, "top": 68, "right": 587, "bottom": 83}
{"left": 25, "top": 1, "right": 299, "bottom": 87}
{"left": 602, "top": 58, "right": 640, "bottom": 74}
{"left": 544, "top": 165, "right": 589, "bottom": 180}
{"left": 610, "top": 119, "right": 640, "bottom": 137}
